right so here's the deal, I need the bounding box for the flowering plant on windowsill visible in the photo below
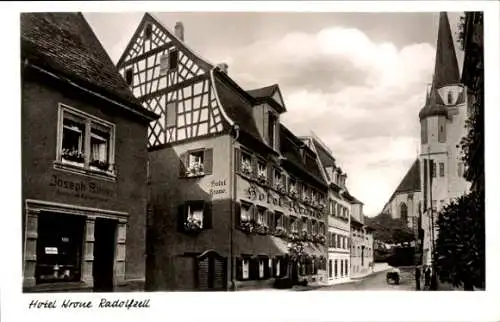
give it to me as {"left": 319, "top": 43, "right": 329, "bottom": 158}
{"left": 89, "top": 159, "right": 110, "bottom": 171}
{"left": 274, "top": 226, "right": 287, "bottom": 238}
{"left": 62, "top": 149, "right": 85, "bottom": 163}
{"left": 253, "top": 222, "right": 269, "bottom": 235}
{"left": 241, "top": 162, "right": 253, "bottom": 176}
{"left": 257, "top": 173, "right": 267, "bottom": 184}
{"left": 288, "top": 231, "right": 300, "bottom": 242}
{"left": 184, "top": 216, "right": 203, "bottom": 233}
{"left": 240, "top": 220, "right": 254, "bottom": 233}
{"left": 275, "top": 183, "right": 286, "bottom": 194}
{"left": 186, "top": 164, "right": 204, "bottom": 177}
{"left": 288, "top": 189, "right": 297, "bottom": 199}
{"left": 302, "top": 196, "right": 311, "bottom": 205}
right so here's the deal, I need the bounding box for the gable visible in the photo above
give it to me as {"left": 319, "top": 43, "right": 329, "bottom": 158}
{"left": 116, "top": 13, "right": 228, "bottom": 147}
{"left": 271, "top": 88, "right": 285, "bottom": 107}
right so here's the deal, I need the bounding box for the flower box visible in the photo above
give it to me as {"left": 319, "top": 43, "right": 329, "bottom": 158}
{"left": 186, "top": 164, "right": 205, "bottom": 177}
{"left": 240, "top": 221, "right": 254, "bottom": 233}
{"left": 257, "top": 174, "right": 267, "bottom": 184}
{"left": 241, "top": 163, "right": 253, "bottom": 176}
{"left": 253, "top": 223, "right": 269, "bottom": 235}
{"left": 288, "top": 190, "right": 297, "bottom": 199}
{"left": 89, "top": 159, "right": 110, "bottom": 171}
{"left": 274, "top": 227, "right": 287, "bottom": 238}
{"left": 184, "top": 217, "right": 203, "bottom": 233}
{"left": 62, "top": 149, "right": 85, "bottom": 163}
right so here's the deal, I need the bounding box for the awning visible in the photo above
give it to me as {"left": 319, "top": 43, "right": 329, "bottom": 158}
{"left": 233, "top": 231, "right": 289, "bottom": 257}
{"left": 303, "top": 242, "right": 327, "bottom": 258}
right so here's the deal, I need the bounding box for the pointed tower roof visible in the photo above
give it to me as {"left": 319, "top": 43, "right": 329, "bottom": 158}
{"left": 433, "top": 12, "right": 460, "bottom": 88}
{"left": 419, "top": 77, "right": 447, "bottom": 120}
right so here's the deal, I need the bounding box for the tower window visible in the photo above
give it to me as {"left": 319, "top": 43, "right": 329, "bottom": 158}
{"left": 421, "top": 119, "right": 428, "bottom": 144}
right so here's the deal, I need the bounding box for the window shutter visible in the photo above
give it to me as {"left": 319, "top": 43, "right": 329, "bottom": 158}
{"left": 234, "top": 202, "right": 241, "bottom": 228}
{"left": 266, "top": 210, "right": 271, "bottom": 228}
{"left": 282, "top": 175, "right": 287, "bottom": 191}
{"left": 204, "top": 148, "right": 213, "bottom": 175}
{"left": 177, "top": 204, "right": 186, "bottom": 232}
{"left": 284, "top": 215, "right": 290, "bottom": 231}
{"left": 203, "top": 201, "right": 212, "bottom": 229}
{"left": 234, "top": 148, "right": 241, "bottom": 173}
{"left": 179, "top": 152, "right": 188, "bottom": 177}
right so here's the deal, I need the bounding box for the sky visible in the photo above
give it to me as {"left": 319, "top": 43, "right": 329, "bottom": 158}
{"left": 84, "top": 11, "right": 464, "bottom": 217}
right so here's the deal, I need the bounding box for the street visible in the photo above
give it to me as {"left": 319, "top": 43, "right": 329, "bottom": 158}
{"left": 314, "top": 268, "right": 416, "bottom": 291}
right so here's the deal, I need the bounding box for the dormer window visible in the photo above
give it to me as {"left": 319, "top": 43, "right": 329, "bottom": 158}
{"left": 447, "top": 91, "right": 453, "bottom": 104}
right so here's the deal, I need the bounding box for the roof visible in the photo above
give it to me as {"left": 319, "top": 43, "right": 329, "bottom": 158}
{"left": 418, "top": 83, "right": 448, "bottom": 120}
{"left": 279, "top": 125, "right": 327, "bottom": 188}
{"left": 350, "top": 215, "right": 364, "bottom": 227}
{"left": 312, "top": 138, "right": 336, "bottom": 169}
{"left": 394, "top": 159, "right": 421, "bottom": 193}
{"left": 247, "top": 84, "right": 278, "bottom": 99}
{"left": 433, "top": 12, "right": 461, "bottom": 89}
{"left": 246, "top": 84, "right": 287, "bottom": 113}
{"left": 21, "top": 13, "right": 155, "bottom": 119}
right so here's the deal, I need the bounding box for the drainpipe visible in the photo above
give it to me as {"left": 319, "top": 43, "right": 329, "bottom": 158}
{"left": 229, "top": 124, "right": 240, "bottom": 291}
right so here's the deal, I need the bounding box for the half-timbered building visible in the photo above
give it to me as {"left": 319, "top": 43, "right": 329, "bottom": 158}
{"left": 116, "top": 13, "right": 328, "bottom": 291}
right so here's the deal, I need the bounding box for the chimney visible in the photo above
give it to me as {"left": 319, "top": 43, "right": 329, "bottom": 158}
{"left": 175, "top": 21, "right": 184, "bottom": 41}
{"left": 217, "top": 63, "right": 228, "bottom": 74}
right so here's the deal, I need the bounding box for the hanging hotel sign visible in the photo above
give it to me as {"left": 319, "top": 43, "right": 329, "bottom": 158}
{"left": 49, "top": 174, "right": 116, "bottom": 201}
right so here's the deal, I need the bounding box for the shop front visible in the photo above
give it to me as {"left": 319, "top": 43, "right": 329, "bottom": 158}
{"left": 23, "top": 199, "right": 128, "bottom": 292}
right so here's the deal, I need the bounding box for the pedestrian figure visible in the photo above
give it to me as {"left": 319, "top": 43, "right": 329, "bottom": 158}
{"left": 424, "top": 266, "right": 431, "bottom": 287}
{"left": 415, "top": 267, "right": 421, "bottom": 290}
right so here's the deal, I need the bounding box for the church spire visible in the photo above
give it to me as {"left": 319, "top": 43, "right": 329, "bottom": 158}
{"left": 432, "top": 12, "right": 460, "bottom": 89}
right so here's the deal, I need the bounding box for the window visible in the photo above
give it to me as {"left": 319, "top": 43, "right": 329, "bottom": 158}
{"left": 242, "top": 259, "right": 249, "bottom": 280}
{"left": 289, "top": 178, "right": 297, "bottom": 194}
{"left": 186, "top": 202, "right": 204, "bottom": 230}
{"left": 290, "top": 217, "right": 298, "bottom": 233}
{"left": 275, "top": 212, "right": 284, "bottom": 229}
{"left": 421, "top": 119, "right": 428, "bottom": 144}
{"left": 334, "top": 260, "right": 338, "bottom": 278}
{"left": 274, "top": 169, "right": 282, "bottom": 189}
{"left": 328, "top": 260, "right": 333, "bottom": 278}
{"left": 159, "top": 54, "right": 169, "bottom": 74}
{"left": 169, "top": 49, "right": 179, "bottom": 71}
{"left": 181, "top": 148, "right": 213, "bottom": 177}
{"left": 345, "top": 260, "right": 348, "bottom": 276}
{"left": 431, "top": 161, "right": 436, "bottom": 178}
{"left": 439, "top": 162, "right": 445, "bottom": 177}
{"left": 447, "top": 91, "right": 453, "bottom": 104}
{"left": 257, "top": 162, "right": 266, "bottom": 179}
{"left": 332, "top": 233, "right": 336, "bottom": 248}
{"left": 268, "top": 112, "right": 276, "bottom": 149}
{"left": 125, "top": 68, "right": 133, "bottom": 85}
{"left": 258, "top": 259, "right": 265, "bottom": 278}
{"left": 275, "top": 259, "right": 281, "bottom": 277}
{"left": 57, "top": 104, "right": 115, "bottom": 176}
{"left": 240, "top": 151, "right": 253, "bottom": 175}
{"left": 257, "top": 207, "right": 265, "bottom": 225}
{"left": 337, "top": 235, "right": 341, "bottom": 249}
{"left": 340, "top": 259, "right": 344, "bottom": 276}
{"left": 241, "top": 203, "right": 252, "bottom": 223}
{"left": 36, "top": 213, "right": 85, "bottom": 284}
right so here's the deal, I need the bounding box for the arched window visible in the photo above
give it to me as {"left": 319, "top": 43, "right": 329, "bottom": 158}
{"left": 400, "top": 203, "right": 408, "bottom": 224}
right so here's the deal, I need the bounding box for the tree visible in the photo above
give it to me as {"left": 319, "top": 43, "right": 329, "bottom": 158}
{"left": 434, "top": 190, "right": 484, "bottom": 290}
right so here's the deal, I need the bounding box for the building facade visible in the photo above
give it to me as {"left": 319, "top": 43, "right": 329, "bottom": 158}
{"left": 21, "top": 13, "right": 158, "bottom": 292}
{"left": 117, "top": 13, "right": 328, "bottom": 291}
{"left": 349, "top": 200, "right": 375, "bottom": 278}
{"left": 305, "top": 135, "right": 352, "bottom": 284}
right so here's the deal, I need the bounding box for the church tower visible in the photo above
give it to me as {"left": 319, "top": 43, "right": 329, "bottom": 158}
{"left": 419, "top": 12, "right": 471, "bottom": 266}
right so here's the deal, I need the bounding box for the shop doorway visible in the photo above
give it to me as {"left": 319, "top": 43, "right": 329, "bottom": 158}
{"left": 93, "top": 218, "right": 117, "bottom": 292}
